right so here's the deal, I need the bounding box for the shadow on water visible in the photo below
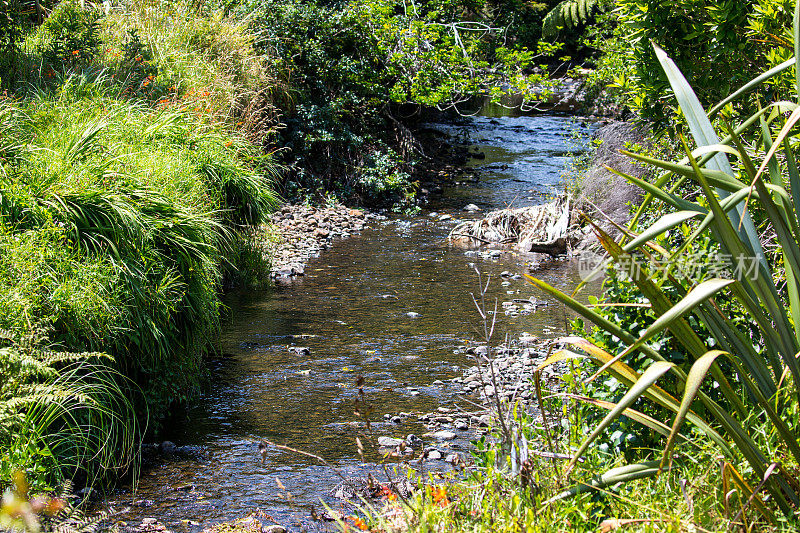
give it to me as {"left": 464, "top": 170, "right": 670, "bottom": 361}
{"left": 108, "top": 113, "right": 599, "bottom": 529}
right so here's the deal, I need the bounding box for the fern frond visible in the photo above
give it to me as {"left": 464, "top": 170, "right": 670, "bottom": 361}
{"left": 542, "top": 0, "right": 602, "bottom": 39}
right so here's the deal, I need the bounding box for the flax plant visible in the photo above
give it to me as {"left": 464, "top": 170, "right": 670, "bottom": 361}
{"left": 525, "top": 1, "right": 800, "bottom": 524}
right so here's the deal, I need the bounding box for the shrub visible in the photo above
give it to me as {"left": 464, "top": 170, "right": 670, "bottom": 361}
{"left": 25, "top": 0, "right": 102, "bottom": 67}
{"left": 588, "top": 0, "right": 782, "bottom": 124}
{"left": 240, "top": 0, "right": 555, "bottom": 206}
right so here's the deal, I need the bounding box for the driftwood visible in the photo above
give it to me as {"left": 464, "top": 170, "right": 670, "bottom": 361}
{"left": 448, "top": 195, "right": 577, "bottom": 256}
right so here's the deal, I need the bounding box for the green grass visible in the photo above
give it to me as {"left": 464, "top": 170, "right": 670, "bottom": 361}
{"left": 0, "top": 0, "right": 281, "bottom": 489}
{"left": 359, "top": 398, "right": 800, "bottom": 532}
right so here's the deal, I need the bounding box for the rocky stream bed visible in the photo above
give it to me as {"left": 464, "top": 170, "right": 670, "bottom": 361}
{"left": 104, "top": 111, "right": 611, "bottom": 533}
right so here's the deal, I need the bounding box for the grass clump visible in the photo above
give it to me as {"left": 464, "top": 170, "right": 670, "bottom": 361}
{"left": 361, "top": 396, "right": 799, "bottom": 532}
{"left": 0, "top": 90, "right": 277, "bottom": 416}
{"left": 0, "top": 0, "right": 280, "bottom": 489}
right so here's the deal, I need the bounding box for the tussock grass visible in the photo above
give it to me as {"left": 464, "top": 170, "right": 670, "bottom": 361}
{"left": 0, "top": 90, "right": 277, "bottom": 398}
{"left": 0, "top": 0, "right": 283, "bottom": 488}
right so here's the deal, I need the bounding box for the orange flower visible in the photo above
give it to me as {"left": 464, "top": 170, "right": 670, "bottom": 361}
{"left": 432, "top": 486, "right": 450, "bottom": 507}
{"left": 71, "top": 50, "right": 80, "bottom": 56}
{"left": 224, "top": 140, "right": 233, "bottom": 147}
{"left": 378, "top": 486, "right": 397, "bottom": 501}
{"left": 347, "top": 516, "right": 368, "bottom": 531}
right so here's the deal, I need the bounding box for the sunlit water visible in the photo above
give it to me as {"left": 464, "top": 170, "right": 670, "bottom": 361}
{"left": 108, "top": 112, "right": 595, "bottom": 530}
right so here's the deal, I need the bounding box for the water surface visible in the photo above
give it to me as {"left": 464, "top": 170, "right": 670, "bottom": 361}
{"left": 110, "top": 113, "right": 594, "bottom": 529}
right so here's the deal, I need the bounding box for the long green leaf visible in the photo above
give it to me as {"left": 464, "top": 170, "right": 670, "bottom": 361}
{"left": 544, "top": 460, "right": 675, "bottom": 505}
{"left": 569, "top": 362, "right": 673, "bottom": 471}
{"left": 653, "top": 43, "right": 765, "bottom": 264}
{"left": 661, "top": 350, "right": 724, "bottom": 470}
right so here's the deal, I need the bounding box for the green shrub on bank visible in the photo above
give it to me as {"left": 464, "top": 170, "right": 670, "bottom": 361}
{"left": 586, "top": 0, "right": 794, "bottom": 125}
{"left": 4, "top": 0, "right": 281, "bottom": 140}
{"left": 240, "top": 0, "right": 561, "bottom": 207}
{"left": 0, "top": 87, "right": 276, "bottom": 487}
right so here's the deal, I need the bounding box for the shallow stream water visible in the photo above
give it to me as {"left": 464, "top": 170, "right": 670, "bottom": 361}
{"left": 108, "top": 111, "right": 595, "bottom": 530}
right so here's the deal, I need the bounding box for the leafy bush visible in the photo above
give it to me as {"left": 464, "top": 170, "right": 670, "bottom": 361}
{"left": 25, "top": 0, "right": 102, "bottom": 67}
{"left": 589, "top": 0, "right": 783, "bottom": 124}
{"left": 240, "top": 0, "right": 556, "bottom": 206}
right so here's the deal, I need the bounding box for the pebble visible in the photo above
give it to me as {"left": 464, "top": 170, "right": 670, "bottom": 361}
{"left": 289, "top": 346, "right": 310, "bottom": 356}
{"left": 439, "top": 214, "right": 453, "bottom": 221}
{"left": 427, "top": 450, "right": 443, "bottom": 460}
{"left": 463, "top": 203, "right": 480, "bottom": 212}
{"left": 406, "top": 311, "right": 421, "bottom": 318}
{"left": 159, "top": 441, "right": 177, "bottom": 455}
{"left": 433, "top": 430, "right": 456, "bottom": 440}
{"left": 261, "top": 526, "right": 286, "bottom": 533}
{"left": 455, "top": 419, "right": 469, "bottom": 430}
{"left": 406, "top": 434, "right": 423, "bottom": 448}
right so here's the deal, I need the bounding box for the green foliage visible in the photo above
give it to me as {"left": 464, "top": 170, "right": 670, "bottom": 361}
{"left": 26, "top": 0, "right": 102, "bottom": 67}
{"left": 541, "top": 0, "right": 603, "bottom": 39}
{"left": 528, "top": 33, "right": 800, "bottom": 521}
{"left": 589, "top": 0, "right": 781, "bottom": 124}
{"left": 0, "top": 87, "right": 277, "bottom": 461}
{"left": 0, "top": 0, "right": 280, "bottom": 491}
{"left": 239, "top": 0, "right": 556, "bottom": 206}
{"left": 100, "top": 0, "right": 279, "bottom": 123}
{"left": 362, "top": 403, "right": 765, "bottom": 531}
{"left": 0, "top": 330, "right": 138, "bottom": 492}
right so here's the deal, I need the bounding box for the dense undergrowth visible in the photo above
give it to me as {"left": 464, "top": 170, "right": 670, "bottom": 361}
{"left": 0, "top": 0, "right": 279, "bottom": 491}
{"left": 237, "top": 0, "right": 574, "bottom": 208}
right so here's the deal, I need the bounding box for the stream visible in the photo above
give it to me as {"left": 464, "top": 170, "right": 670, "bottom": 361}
{"left": 108, "top": 110, "right": 595, "bottom": 531}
